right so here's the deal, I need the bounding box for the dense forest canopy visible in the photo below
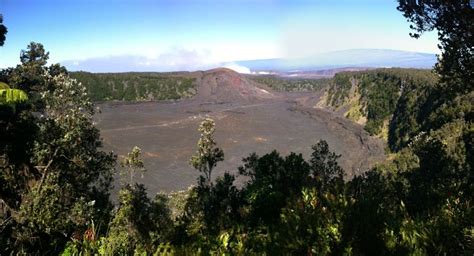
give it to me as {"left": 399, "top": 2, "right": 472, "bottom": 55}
{"left": 325, "top": 68, "right": 440, "bottom": 150}
{"left": 0, "top": 0, "right": 472, "bottom": 255}
{"left": 248, "top": 75, "right": 330, "bottom": 92}
{"left": 70, "top": 72, "right": 196, "bottom": 101}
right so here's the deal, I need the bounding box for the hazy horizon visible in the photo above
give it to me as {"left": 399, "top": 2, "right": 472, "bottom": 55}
{"left": 0, "top": 0, "right": 440, "bottom": 72}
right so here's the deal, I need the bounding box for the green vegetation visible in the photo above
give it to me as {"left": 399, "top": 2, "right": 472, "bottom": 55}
{"left": 0, "top": 81, "right": 8, "bottom": 89}
{"left": 249, "top": 75, "right": 330, "bottom": 92}
{"left": 73, "top": 72, "right": 329, "bottom": 103}
{"left": 344, "top": 95, "right": 364, "bottom": 123}
{"left": 70, "top": 72, "right": 196, "bottom": 101}
{"left": 0, "top": 14, "right": 6, "bottom": 46}
{"left": 189, "top": 118, "right": 224, "bottom": 187}
{"left": 1, "top": 1, "right": 473, "bottom": 254}
{"left": 251, "top": 69, "right": 445, "bottom": 152}
{"left": 0, "top": 88, "right": 28, "bottom": 105}
{"left": 326, "top": 68, "right": 439, "bottom": 150}
{"left": 1, "top": 42, "right": 116, "bottom": 254}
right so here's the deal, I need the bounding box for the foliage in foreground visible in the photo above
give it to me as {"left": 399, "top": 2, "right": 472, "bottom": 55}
{"left": 1, "top": 42, "right": 115, "bottom": 254}
{"left": 1, "top": 1, "right": 473, "bottom": 254}
{"left": 58, "top": 120, "right": 472, "bottom": 255}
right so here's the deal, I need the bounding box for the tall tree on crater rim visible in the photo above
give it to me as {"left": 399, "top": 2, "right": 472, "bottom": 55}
{"left": 0, "top": 42, "right": 116, "bottom": 254}
{"left": 397, "top": 0, "right": 473, "bottom": 95}
{"left": 0, "top": 14, "right": 7, "bottom": 46}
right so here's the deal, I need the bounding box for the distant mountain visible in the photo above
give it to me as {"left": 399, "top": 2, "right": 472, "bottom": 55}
{"left": 235, "top": 49, "right": 437, "bottom": 72}
{"left": 62, "top": 49, "right": 437, "bottom": 73}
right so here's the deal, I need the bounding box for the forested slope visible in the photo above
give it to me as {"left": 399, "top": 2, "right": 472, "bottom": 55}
{"left": 70, "top": 72, "right": 196, "bottom": 101}
{"left": 248, "top": 75, "right": 330, "bottom": 92}
{"left": 324, "top": 68, "right": 441, "bottom": 150}
{"left": 72, "top": 71, "right": 331, "bottom": 102}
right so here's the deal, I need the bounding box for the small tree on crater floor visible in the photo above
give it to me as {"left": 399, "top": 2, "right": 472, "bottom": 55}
{"left": 120, "top": 146, "right": 146, "bottom": 185}
{"left": 190, "top": 118, "right": 224, "bottom": 186}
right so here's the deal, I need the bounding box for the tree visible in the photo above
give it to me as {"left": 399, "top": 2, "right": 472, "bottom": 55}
{"left": 4, "top": 42, "right": 66, "bottom": 109}
{"left": 239, "top": 151, "right": 310, "bottom": 226}
{"left": 59, "top": 146, "right": 172, "bottom": 255}
{"left": 278, "top": 187, "right": 347, "bottom": 255}
{"left": 178, "top": 172, "right": 242, "bottom": 241}
{"left": 0, "top": 48, "right": 116, "bottom": 253}
{"left": 12, "top": 42, "right": 52, "bottom": 94}
{"left": 16, "top": 73, "right": 115, "bottom": 253}
{"left": 120, "top": 146, "right": 146, "bottom": 185}
{"left": 310, "top": 140, "right": 344, "bottom": 191}
{"left": 397, "top": 0, "right": 473, "bottom": 95}
{"left": 190, "top": 118, "right": 224, "bottom": 186}
{"left": 0, "top": 14, "right": 7, "bottom": 46}
{"left": 179, "top": 118, "right": 229, "bottom": 244}
{"left": 395, "top": 2, "right": 474, "bottom": 253}
{"left": 103, "top": 184, "right": 172, "bottom": 255}
{"left": 20, "top": 42, "right": 49, "bottom": 66}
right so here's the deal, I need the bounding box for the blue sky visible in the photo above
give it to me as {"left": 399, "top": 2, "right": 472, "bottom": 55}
{"left": 0, "top": 0, "right": 439, "bottom": 71}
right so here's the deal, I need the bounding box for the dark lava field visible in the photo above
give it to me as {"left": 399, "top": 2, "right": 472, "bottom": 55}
{"left": 95, "top": 69, "right": 385, "bottom": 193}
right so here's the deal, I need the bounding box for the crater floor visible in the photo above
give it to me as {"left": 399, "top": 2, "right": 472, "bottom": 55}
{"left": 96, "top": 90, "right": 385, "bottom": 193}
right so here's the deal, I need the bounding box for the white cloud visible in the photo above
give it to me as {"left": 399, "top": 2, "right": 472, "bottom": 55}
{"left": 144, "top": 47, "right": 215, "bottom": 70}
{"left": 61, "top": 47, "right": 219, "bottom": 72}
{"left": 222, "top": 63, "right": 251, "bottom": 74}
{"left": 61, "top": 46, "right": 259, "bottom": 73}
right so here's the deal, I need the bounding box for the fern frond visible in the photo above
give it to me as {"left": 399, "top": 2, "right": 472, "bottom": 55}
{"left": 0, "top": 88, "right": 28, "bottom": 105}
{"left": 0, "top": 82, "right": 9, "bottom": 89}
